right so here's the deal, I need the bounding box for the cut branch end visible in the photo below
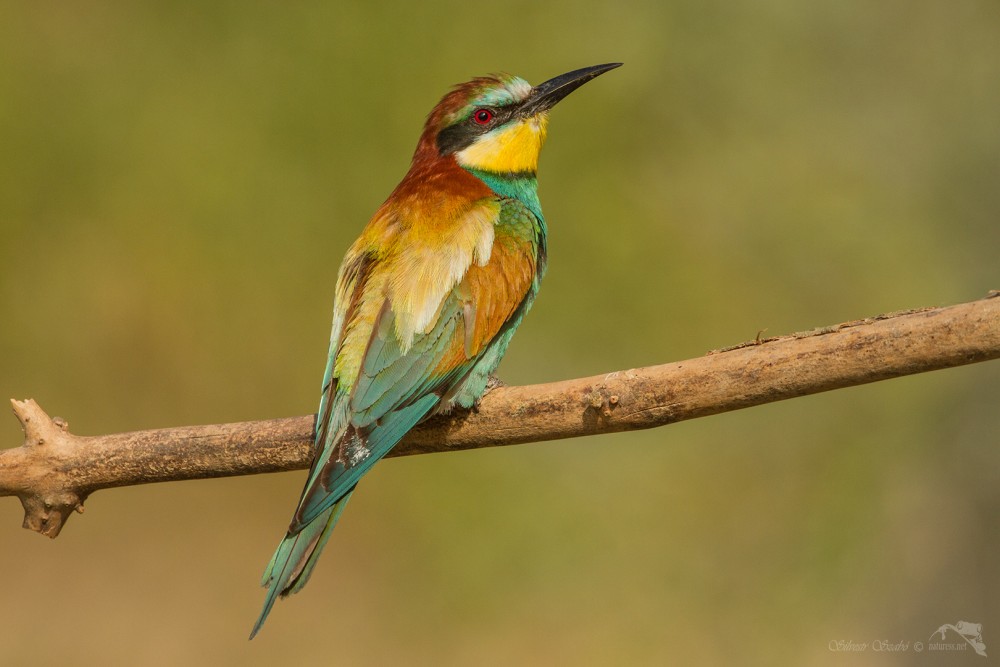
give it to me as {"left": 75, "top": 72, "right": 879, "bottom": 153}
{"left": 6, "top": 399, "right": 88, "bottom": 538}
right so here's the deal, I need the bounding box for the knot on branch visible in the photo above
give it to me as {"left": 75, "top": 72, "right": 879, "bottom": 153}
{"left": 584, "top": 382, "right": 622, "bottom": 420}
{"left": 5, "top": 399, "right": 88, "bottom": 538}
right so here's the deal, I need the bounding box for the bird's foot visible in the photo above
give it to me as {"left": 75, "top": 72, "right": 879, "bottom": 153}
{"left": 473, "top": 375, "right": 505, "bottom": 411}
{"left": 485, "top": 375, "right": 505, "bottom": 393}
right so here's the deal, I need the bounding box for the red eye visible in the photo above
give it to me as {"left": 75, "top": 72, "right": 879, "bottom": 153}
{"left": 473, "top": 108, "right": 494, "bottom": 125}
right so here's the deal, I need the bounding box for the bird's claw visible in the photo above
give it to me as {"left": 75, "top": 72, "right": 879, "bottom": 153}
{"left": 472, "top": 375, "right": 505, "bottom": 411}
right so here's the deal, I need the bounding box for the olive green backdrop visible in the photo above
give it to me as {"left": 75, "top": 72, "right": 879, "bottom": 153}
{"left": 1, "top": 2, "right": 997, "bottom": 665}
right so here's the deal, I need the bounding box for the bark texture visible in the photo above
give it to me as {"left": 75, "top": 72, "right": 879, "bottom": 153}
{"left": 3, "top": 294, "right": 998, "bottom": 538}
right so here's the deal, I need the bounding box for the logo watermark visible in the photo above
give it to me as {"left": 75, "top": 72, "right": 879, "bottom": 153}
{"left": 828, "top": 620, "right": 985, "bottom": 657}
{"left": 930, "top": 621, "right": 987, "bottom": 657}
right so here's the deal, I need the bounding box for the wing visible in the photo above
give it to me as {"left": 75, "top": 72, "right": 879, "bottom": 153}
{"left": 315, "top": 245, "right": 375, "bottom": 453}
{"left": 292, "top": 196, "right": 541, "bottom": 530}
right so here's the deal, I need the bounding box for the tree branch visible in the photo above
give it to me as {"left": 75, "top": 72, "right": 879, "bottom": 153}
{"left": 3, "top": 294, "right": 999, "bottom": 538}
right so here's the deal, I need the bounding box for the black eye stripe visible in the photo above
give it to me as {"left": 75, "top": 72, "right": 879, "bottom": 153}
{"left": 437, "top": 105, "right": 519, "bottom": 155}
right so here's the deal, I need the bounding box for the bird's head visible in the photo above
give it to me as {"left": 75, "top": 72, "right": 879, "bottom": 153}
{"left": 417, "top": 63, "right": 621, "bottom": 175}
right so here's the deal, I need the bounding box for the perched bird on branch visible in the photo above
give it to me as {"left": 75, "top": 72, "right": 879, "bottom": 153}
{"left": 251, "top": 63, "right": 621, "bottom": 638}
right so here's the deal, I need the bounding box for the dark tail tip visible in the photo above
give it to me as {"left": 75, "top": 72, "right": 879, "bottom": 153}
{"left": 249, "top": 583, "right": 282, "bottom": 640}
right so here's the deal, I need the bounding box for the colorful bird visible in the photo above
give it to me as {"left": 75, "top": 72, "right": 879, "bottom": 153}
{"left": 251, "top": 63, "right": 621, "bottom": 638}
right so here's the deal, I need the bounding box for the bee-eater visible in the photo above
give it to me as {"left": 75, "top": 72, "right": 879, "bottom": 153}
{"left": 251, "top": 62, "right": 621, "bottom": 638}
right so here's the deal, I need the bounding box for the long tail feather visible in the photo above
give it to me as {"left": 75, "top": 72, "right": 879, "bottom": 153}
{"left": 249, "top": 490, "right": 354, "bottom": 640}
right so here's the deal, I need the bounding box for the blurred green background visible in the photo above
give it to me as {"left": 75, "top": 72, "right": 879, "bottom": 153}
{"left": 1, "top": 2, "right": 998, "bottom": 665}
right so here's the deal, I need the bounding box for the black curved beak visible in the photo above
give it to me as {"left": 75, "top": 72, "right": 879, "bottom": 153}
{"left": 520, "top": 63, "right": 622, "bottom": 117}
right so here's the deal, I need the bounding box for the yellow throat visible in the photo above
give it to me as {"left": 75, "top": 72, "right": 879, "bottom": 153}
{"left": 456, "top": 114, "right": 549, "bottom": 173}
